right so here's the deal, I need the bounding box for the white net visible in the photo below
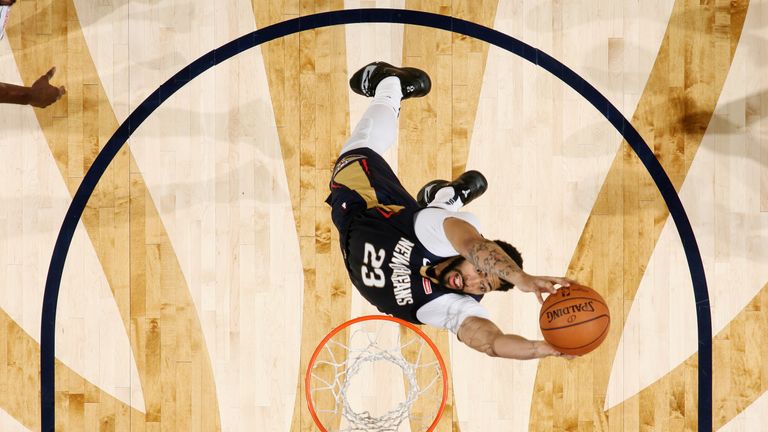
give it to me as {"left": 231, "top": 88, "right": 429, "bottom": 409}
{"left": 307, "top": 317, "right": 446, "bottom": 432}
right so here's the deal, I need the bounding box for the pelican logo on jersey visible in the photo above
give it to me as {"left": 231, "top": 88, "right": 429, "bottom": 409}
{"left": 390, "top": 237, "right": 415, "bottom": 305}
{"left": 545, "top": 300, "right": 596, "bottom": 323}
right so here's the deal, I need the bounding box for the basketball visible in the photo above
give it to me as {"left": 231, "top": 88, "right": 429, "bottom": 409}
{"left": 539, "top": 284, "right": 610, "bottom": 356}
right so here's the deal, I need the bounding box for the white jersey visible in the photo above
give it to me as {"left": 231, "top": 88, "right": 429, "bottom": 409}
{"left": 413, "top": 208, "right": 491, "bottom": 334}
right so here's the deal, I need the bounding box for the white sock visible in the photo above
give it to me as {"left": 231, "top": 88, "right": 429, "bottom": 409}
{"left": 430, "top": 186, "right": 463, "bottom": 211}
{"left": 372, "top": 76, "right": 402, "bottom": 116}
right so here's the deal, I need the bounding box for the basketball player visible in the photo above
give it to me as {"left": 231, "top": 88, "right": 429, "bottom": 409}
{"left": 327, "top": 61, "right": 576, "bottom": 360}
{"left": 1, "top": 4, "right": 65, "bottom": 108}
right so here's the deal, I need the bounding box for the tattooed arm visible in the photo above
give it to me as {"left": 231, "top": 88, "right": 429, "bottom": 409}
{"left": 443, "top": 217, "right": 571, "bottom": 302}
{"left": 457, "top": 316, "right": 571, "bottom": 359}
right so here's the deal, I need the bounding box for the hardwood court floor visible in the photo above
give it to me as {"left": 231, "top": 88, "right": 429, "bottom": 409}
{"left": 0, "top": 0, "right": 766, "bottom": 431}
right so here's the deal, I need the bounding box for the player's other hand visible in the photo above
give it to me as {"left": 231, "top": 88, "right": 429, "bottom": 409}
{"left": 29, "top": 67, "right": 66, "bottom": 108}
{"left": 535, "top": 341, "right": 578, "bottom": 360}
{"left": 516, "top": 274, "right": 575, "bottom": 304}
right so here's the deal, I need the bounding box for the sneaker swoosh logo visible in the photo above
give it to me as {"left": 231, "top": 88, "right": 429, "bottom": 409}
{"left": 362, "top": 65, "right": 376, "bottom": 95}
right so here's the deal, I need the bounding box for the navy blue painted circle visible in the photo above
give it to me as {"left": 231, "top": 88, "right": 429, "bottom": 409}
{"left": 41, "top": 8, "right": 711, "bottom": 431}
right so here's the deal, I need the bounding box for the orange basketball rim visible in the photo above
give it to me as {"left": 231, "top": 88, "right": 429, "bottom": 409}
{"left": 305, "top": 315, "right": 448, "bottom": 432}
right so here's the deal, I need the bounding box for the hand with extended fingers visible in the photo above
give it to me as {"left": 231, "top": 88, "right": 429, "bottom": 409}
{"left": 0, "top": 67, "right": 66, "bottom": 108}
{"left": 535, "top": 340, "right": 578, "bottom": 360}
{"left": 515, "top": 274, "right": 575, "bottom": 304}
{"left": 28, "top": 67, "right": 67, "bottom": 108}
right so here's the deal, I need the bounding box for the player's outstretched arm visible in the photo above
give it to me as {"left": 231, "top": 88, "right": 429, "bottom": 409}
{"left": 457, "top": 316, "right": 570, "bottom": 360}
{"left": 443, "top": 217, "right": 572, "bottom": 302}
{"left": 0, "top": 67, "right": 66, "bottom": 108}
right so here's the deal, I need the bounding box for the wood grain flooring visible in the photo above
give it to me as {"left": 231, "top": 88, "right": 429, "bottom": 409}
{"left": 0, "top": 0, "right": 766, "bottom": 431}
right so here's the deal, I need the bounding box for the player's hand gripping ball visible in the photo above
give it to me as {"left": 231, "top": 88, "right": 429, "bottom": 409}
{"left": 539, "top": 284, "right": 610, "bottom": 356}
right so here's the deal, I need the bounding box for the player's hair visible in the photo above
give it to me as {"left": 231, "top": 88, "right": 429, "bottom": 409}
{"left": 493, "top": 240, "right": 523, "bottom": 292}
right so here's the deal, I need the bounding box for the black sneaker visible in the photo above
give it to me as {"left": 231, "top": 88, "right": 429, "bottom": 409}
{"left": 417, "top": 170, "right": 488, "bottom": 208}
{"left": 349, "top": 61, "right": 431, "bottom": 100}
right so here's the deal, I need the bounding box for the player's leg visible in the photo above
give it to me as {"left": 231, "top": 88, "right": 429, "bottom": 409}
{"left": 416, "top": 170, "right": 489, "bottom": 211}
{"left": 326, "top": 62, "right": 432, "bottom": 233}
{"left": 340, "top": 62, "right": 431, "bottom": 156}
{"left": 339, "top": 76, "right": 402, "bottom": 155}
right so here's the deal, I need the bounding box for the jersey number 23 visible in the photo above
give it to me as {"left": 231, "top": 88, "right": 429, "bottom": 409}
{"left": 361, "top": 243, "right": 386, "bottom": 288}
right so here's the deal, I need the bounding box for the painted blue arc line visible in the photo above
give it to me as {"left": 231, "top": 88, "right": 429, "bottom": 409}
{"left": 41, "top": 8, "right": 711, "bottom": 431}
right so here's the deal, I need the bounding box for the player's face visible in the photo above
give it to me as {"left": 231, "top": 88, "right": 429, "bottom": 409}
{"left": 438, "top": 256, "right": 502, "bottom": 295}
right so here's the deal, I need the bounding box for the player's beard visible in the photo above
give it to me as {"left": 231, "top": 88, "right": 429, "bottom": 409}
{"left": 438, "top": 256, "right": 466, "bottom": 291}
